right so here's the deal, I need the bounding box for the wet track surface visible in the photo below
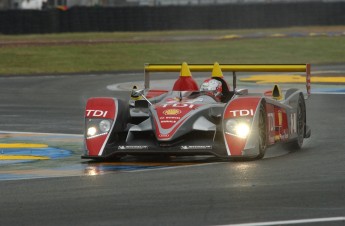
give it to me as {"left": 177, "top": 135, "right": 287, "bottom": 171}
{"left": 0, "top": 66, "right": 344, "bottom": 225}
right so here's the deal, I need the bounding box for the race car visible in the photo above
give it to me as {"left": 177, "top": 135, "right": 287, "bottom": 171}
{"left": 82, "top": 62, "right": 311, "bottom": 160}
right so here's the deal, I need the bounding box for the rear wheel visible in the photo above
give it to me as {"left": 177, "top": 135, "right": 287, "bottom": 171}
{"left": 255, "top": 103, "right": 267, "bottom": 159}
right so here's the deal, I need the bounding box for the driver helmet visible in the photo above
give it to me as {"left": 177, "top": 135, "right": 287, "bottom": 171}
{"left": 200, "top": 78, "right": 223, "bottom": 99}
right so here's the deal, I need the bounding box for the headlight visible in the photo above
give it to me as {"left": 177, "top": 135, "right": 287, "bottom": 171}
{"left": 86, "top": 119, "right": 113, "bottom": 138}
{"left": 99, "top": 120, "right": 111, "bottom": 133}
{"left": 235, "top": 122, "right": 250, "bottom": 138}
{"left": 225, "top": 119, "right": 251, "bottom": 139}
{"left": 87, "top": 126, "right": 97, "bottom": 137}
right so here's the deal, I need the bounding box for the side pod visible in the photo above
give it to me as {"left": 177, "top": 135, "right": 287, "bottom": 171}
{"left": 84, "top": 98, "right": 127, "bottom": 158}
{"left": 222, "top": 97, "right": 264, "bottom": 158}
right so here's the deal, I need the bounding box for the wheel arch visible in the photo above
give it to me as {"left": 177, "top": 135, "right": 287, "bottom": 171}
{"left": 222, "top": 96, "right": 266, "bottom": 158}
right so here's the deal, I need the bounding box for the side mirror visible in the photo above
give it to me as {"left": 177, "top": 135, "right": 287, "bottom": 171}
{"left": 131, "top": 87, "right": 152, "bottom": 106}
{"left": 133, "top": 89, "right": 144, "bottom": 96}
{"left": 235, "top": 89, "right": 248, "bottom": 96}
{"left": 135, "top": 99, "right": 149, "bottom": 108}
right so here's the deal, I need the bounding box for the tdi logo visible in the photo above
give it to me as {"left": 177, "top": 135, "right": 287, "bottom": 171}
{"left": 161, "top": 103, "right": 195, "bottom": 109}
{"left": 86, "top": 110, "right": 108, "bottom": 117}
{"left": 229, "top": 109, "right": 254, "bottom": 117}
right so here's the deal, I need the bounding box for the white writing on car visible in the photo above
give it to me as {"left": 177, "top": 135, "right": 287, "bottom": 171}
{"left": 229, "top": 109, "right": 254, "bottom": 117}
{"left": 86, "top": 110, "right": 108, "bottom": 117}
{"left": 161, "top": 103, "right": 195, "bottom": 109}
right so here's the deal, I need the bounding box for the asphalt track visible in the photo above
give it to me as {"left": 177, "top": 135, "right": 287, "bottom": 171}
{"left": 0, "top": 65, "right": 344, "bottom": 225}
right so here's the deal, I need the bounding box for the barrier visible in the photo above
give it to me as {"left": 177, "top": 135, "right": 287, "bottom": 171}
{"left": 0, "top": 2, "right": 344, "bottom": 34}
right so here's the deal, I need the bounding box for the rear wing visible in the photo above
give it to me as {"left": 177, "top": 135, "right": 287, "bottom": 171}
{"left": 144, "top": 64, "right": 311, "bottom": 96}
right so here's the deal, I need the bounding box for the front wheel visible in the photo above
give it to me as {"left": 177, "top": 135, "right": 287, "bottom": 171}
{"left": 255, "top": 103, "right": 267, "bottom": 159}
{"left": 285, "top": 93, "right": 306, "bottom": 150}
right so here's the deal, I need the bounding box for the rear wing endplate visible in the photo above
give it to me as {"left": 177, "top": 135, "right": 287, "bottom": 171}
{"left": 144, "top": 64, "right": 311, "bottom": 97}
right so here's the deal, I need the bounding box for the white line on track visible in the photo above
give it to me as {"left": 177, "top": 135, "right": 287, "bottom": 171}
{"left": 127, "top": 161, "right": 224, "bottom": 173}
{"left": 219, "top": 216, "right": 345, "bottom": 226}
{"left": 107, "top": 79, "right": 345, "bottom": 95}
{"left": 312, "top": 92, "right": 345, "bottom": 95}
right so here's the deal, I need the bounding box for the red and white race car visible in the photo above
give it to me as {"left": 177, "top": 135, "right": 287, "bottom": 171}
{"left": 82, "top": 62, "right": 311, "bottom": 160}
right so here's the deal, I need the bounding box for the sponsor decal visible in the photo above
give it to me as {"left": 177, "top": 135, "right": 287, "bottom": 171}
{"left": 165, "top": 116, "right": 180, "bottom": 120}
{"left": 267, "top": 113, "right": 275, "bottom": 132}
{"left": 159, "top": 116, "right": 181, "bottom": 121}
{"left": 118, "top": 146, "right": 148, "bottom": 150}
{"left": 86, "top": 109, "right": 108, "bottom": 118}
{"left": 158, "top": 134, "right": 170, "bottom": 138}
{"left": 229, "top": 109, "right": 254, "bottom": 117}
{"left": 160, "top": 120, "right": 177, "bottom": 123}
{"left": 267, "top": 113, "right": 275, "bottom": 143}
{"left": 165, "top": 97, "right": 182, "bottom": 103}
{"left": 163, "top": 109, "right": 181, "bottom": 116}
{"left": 278, "top": 110, "right": 283, "bottom": 126}
{"left": 290, "top": 113, "right": 297, "bottom": 134}
{"left": 161, "top": 103, "right": 196, "bottom": 109}
{"left": 180, "top": 145, "right": 212, "bottom": 150}
{"left": 282, "top": 133, "right": 289, "bottom": 140}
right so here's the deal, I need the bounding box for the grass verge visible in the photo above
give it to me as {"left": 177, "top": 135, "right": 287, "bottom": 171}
{"left": 0, "top": 27, "right": 344, "bottom": 75}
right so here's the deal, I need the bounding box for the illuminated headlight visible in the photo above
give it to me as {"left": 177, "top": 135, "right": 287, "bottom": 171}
{"left": 225, "top": 119, "right": 251, "bottom": 139}
{"left": 87, "top": 127, "right": 97, "bottom": 137}
{"left": 86, "top": 119, "right": 113, "bottom": 138}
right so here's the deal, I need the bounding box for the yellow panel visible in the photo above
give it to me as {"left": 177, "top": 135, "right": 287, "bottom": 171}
{"left": 145, "top": 64, "right": 307, "bottom": 73}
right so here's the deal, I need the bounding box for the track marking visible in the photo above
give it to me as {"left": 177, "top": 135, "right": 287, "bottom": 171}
{"left": 313, "top": 92, "right": 345, "bottom": 95}
{"left": 0, "top": 143, "right": 50, "bottom": 160}
{"left": 107, "top": 72, "right": 345, "bottom": 93}
{"left": 240, "top": 75, "right": 345, "bottom": 84}
{"left": 220, "top": 216, "right": 345, "bottom": 226}
{"left": 0, "top": 130, "right": 82, "bottom": 137}
{"left": 0, "top": 132, "right": 73, "bottom": 163}
{"left": 0, "top": 155, "right": 49, "bottom": 160}
{"left": 125, "top": 161, "right": 223, "bottom": 173}
{"left": 220, "top": 35, "right": 242, "bottom": 39}
{"left": 269, "top": 33, "right": 286, "bottom": 37}
{"left": 0, "top": 143, "right": 48, "bottom": 148}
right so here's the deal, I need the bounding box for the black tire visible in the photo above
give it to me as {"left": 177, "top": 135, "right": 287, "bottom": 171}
{"left": 285, "top": 93, "right": 306, "bottom": 150}
{"left": 255, "top": 103, "right": 267, "bottom": 159}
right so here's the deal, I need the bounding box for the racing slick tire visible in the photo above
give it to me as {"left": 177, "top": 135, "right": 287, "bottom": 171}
{"left": 255, "top": 103, "right": 267, "bottom": 160}
{"left": 284, "top": 93, "right": 306, "bottom": 151}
